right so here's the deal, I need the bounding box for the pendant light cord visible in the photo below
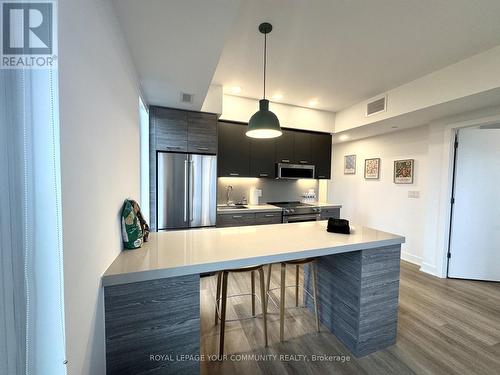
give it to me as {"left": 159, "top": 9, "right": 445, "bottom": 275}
{"left": 263, "top": 33, "right": 267, "bottom": 99}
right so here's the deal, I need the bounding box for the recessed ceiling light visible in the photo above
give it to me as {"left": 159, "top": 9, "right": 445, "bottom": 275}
{"left": 229, "top": 86, "right": 242, "bottom": 94}
{"left": 338, "top": 134, "right": 349, "bottom": 141}
{"left": 308, "top": 99, "right": 318, "bottom": 107}
{"left": 272, "top": 93, "right": 283, "bottom": 101}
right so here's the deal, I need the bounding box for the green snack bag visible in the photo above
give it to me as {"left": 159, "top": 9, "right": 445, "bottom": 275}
{"left": 121, "top": 199, "right": 143, "bottom": 249}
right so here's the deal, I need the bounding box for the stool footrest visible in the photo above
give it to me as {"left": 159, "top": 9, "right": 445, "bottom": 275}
{"left": 215, "top": 266, "right": 268, "bottom": 358}
{"left": 215, "top": 293, "right": 263, "bottom": 322}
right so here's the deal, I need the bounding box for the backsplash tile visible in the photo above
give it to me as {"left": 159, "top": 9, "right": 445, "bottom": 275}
{"left": 217, "top": 177, "right": 319, "bottom": 204}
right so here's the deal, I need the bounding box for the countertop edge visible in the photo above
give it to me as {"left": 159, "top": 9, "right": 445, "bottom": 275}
{"left": 216, "top": 207, "right": 283, "bottom": 214}
{"left": 102, "top": 235, "right": 404, "bottom": 287}
{"left": 216, "top": 203, "right": 342, "bottom": 214}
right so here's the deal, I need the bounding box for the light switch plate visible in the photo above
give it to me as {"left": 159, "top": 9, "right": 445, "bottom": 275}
{"left": 408, "top": 191, "right": 420, "bottom": 198}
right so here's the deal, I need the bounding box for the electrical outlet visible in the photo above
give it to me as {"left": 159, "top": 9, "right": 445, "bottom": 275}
{"left": 408, "top": 191, "right": 420, "bottom": 199}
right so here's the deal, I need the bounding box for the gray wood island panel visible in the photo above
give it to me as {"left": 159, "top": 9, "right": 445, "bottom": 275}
{"left": 304, "top": 244, "right": 401, "bottom": 356}
{"left": 102, "top": 223, "right": 405, "bottom": 373}
{"left": 104, "top": 274, "right": 200, "bottom": 375}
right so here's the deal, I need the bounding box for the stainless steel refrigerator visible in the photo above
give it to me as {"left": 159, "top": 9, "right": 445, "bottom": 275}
{"left": 157, "top": 152, "right": 217, "bottom": 230}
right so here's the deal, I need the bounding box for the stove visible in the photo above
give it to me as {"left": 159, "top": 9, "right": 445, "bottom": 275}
{"left": 268, "top": 201, "right": 321, "bottom": 223}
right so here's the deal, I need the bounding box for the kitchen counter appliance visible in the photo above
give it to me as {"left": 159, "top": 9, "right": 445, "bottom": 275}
{"left": 276, "top": 163, "right": 315, "bottom": 179}
{"left": 157, "top": 152, "right": 216, "bottom": 230}
{"left": 268, "top": 201, "right": 321, "bottom": 223}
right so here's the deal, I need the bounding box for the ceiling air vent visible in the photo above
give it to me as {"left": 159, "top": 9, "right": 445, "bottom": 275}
{"left": 180, "top": 92, "right": 194, "bottom": 103}
{"left": 479, "top": 124, "right": 500, "bottom": 129}
{"left": 366, "top": 95, "right": 387, "bottom": 117}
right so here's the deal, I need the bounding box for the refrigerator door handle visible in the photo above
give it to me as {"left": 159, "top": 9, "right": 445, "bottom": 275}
{"left": 190, "top": 160, "right": 194, "bottom": 222}
{"left": 184, "top": 160, "right": 188, "bottom": 222}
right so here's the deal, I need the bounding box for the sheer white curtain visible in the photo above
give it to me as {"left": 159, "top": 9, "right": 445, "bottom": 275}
{"left": 139, "top": 96, "right": 150, "bottom": 222}
{"left": 0, "top": 66, "right": 66, "bottom": 374}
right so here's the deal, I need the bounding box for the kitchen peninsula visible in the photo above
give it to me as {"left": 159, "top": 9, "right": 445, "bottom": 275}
{"left": 102, "top": 221, "right": 405, "bottom": 374}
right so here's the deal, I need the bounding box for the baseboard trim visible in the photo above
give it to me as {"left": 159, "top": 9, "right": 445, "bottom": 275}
{"left": 420, "top": 262, "right": 442, "bottom": 278}
{"left": 401, "top": 251, "right": 422, "bottom": 266}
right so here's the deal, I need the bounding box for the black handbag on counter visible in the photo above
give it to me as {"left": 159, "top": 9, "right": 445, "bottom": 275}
{"left": 327, "top": 218, "right": 350, "bottom": 234}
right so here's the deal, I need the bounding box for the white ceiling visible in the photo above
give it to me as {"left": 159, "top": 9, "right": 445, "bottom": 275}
{"left": 332, "top": 87, "right": 500, "bottom": 143}
{"left": 112, "top": 0, "right": 241, "bottom": 110}
{"left": 212, "top": 0, "right": 500, "bottom": 111}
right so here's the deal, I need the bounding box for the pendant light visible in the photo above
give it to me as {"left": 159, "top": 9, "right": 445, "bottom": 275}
{"left": 246, "top": 23, "right": 282, "bottom": 139}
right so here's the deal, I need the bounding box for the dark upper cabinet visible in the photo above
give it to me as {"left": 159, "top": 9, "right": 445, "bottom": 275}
{"left": 311, "top": 133, "right": 332, "bottom": 179}
{"left": 187, "top": 112, "right": 217, "bottom": 154}
{"left": 250, "top": 138, "right": 276, "bottom": 178}
{"left": 294, "top": 131, "right": 312, "bottom": 164}
{"left": 218, "top": 122, "right": 250, "bottom": 177}
{"left": 152, "top": 107, "right": 188, "bottom": 152}
{"left": 218, "top": 122, "right": 332, "bottom": 179}
{"left": 275, "top": 129, "right": 295, "bottom": 163}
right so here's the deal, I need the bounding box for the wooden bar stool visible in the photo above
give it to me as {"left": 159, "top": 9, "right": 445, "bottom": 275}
{"left": 266, "top": 259, "right": 320, "bottom": 342}
{"left": 214, "top": 265, "right": 268, "bottom": 359}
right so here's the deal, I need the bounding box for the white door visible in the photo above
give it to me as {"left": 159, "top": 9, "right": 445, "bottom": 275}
{"left": 448, "top": 126, "right": 500, "bottom": 281}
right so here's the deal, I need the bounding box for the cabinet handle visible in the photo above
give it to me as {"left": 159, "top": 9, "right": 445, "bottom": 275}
{"left": 281, "top": 159, "right": 290, "bottom": 163}
{"left": 232, "top": 215, "right": 243, "bottom": 218}
{"left": 167, "top": 146, "right": 182, "bottom": 150}
{"left": 264, "top": 214, "right": 275, "bottom": 217}
{"left": 318, "top": 175, "right": 325, "bottom": 178}
{"left": 299, "top": 160, "right": 308, "bottom": 164}
{"left": 259, "top": 173, "right": 268, "bottom": 177}
{"left": 197, "top": 147, "right": 209, "bottom": 151}
{"left": 229, "top": 173, "right": 239, "bottom": 176}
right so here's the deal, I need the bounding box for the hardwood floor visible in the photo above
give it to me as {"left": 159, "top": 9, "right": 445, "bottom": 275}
{"left": 200, "top": 261, "right": 500, "bottom": 375}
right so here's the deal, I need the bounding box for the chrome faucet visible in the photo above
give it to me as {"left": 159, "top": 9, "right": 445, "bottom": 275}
{"left": 226, "top": 185, "right": 234, "bottom": 206}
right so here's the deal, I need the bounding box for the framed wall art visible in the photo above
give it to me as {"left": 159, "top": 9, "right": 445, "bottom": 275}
{"left": 344, "top": 155, "right": 356, "bottom": 174}
{"left": 364, "top": 158, "right": 380, "bottom": 179}
{"left": 394, "top": 159, "right": 414, "bottom": 184}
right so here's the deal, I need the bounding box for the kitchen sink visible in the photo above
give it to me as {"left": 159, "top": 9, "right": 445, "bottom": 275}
{"left": 218, "top": 205, "right": 248, "bottom": 210}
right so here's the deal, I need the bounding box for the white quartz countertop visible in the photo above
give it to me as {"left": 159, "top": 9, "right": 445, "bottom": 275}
{"left": 102, "top": 221, "right": 404, "bottom": 287}
{"left": 217, "top": 204, "right": 282, "bottom": 214}
{"left": 314, "top": 202, "right": 342, "bottom": 208}
{"left": 216, "top": 202, "right": 342, "bottom": 214}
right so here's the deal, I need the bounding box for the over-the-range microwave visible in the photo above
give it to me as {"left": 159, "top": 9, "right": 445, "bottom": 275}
{"left": 276, "top": 163, "right": 315, "bottom": 179}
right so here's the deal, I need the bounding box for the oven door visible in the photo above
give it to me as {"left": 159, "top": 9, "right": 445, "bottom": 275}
{"left": 283, "top": 214, "right": 320, "bottom": 223}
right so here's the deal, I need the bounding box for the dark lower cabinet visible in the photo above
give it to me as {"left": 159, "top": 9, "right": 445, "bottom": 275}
{"left": 217, "top": 212, "right": 256, "bottom": 227}
{"left": 254, "top": 212, "right": 282, "bottom": 225}
{"left": 217, "top": 122, "right": 250, "bottom": 177}
{"left": 217, "top": 208, "right": 340, "bottom": 227}
{"left": 320, "top": 207, "right": 340, "bottom": 220}
{"left": 217, "top": 211, "right": 282, "bottom": 227}
{"left": 312, "top": 132, "right": 332, "bottom": 179}
{"left": 250, "top": 137, "right": 276, "bottom": 178}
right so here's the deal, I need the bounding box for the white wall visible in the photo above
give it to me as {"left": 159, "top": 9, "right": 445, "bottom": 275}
{"left": 201, "top": 84, "right": 223, "bottom": 114}
{"left": 331, "top": 105, "right": 500, "bottom": 276}
{"left": 221, "top": 94, "right": 335, "bottom": 133}
{"left": 139, "top": 97, "right": 150, "bottom": 222}
{"left": 335, "top": 46, "right": 500, "bottom": 132}
{"left": 420, "top": 106, "right": 500, "bottom": 277}
{"left": 329, "top": 126, "right": 429, "bottom": 265}
{"left": 59, "top": 0, "right": 141, "bottom": 374}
